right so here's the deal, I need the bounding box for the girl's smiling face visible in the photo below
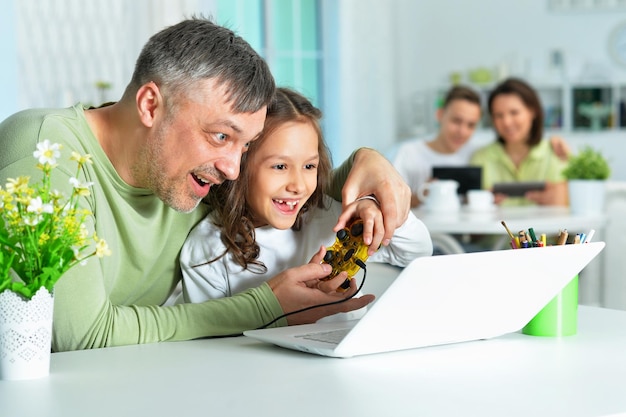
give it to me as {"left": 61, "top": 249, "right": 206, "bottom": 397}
{"left": 245, "top": 121, "right": 320, "bottom": 229}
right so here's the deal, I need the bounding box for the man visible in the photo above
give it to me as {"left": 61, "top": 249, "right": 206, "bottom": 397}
{"left": 0, "top": 18, "right": 411, "bottom": 352}
{"left": 392, "top": 86, "right": 482, "bottom": 207}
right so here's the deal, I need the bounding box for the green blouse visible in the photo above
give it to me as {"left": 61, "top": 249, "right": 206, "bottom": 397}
{"left": 470, "top": 139, "right": 567, "bottom": 206}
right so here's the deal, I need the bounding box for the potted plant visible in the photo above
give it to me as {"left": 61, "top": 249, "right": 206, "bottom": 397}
{"left": 0, "top": 140, "right": 111, "bottom": 380}
{"left": 562, "top": 146, "right": 611, "bottom": 215}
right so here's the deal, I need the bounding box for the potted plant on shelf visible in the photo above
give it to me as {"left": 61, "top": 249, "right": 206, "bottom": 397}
{"left": 562, "top": 146, "right": 611, "bottom": 215}
{"left": 0, "top": 140, "right": 111, "bottom": 380}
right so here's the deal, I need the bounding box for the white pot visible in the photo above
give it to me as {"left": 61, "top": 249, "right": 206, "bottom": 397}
{"left": 568, "top": 180, "right": 606, "bottom": 215}
{"left": 0, "top": 287, "right": 54, "bottom": 380}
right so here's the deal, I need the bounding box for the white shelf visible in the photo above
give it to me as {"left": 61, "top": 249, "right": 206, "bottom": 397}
{"left": 414, "top": 81, "right": 626, "bottom": 136}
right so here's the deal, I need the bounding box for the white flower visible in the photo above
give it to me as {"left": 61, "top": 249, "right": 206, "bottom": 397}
{"left": 22, "top": 196, "right": 53, "bottom": 226}
{"left": 69, "top": 177, "right": 94, "bottom": 197}
{"left": 23, "top": 215, "right": 41, "bottom": 226}
{"left": 26, "top": 196, "right": 54, "bottom": 215}
{"left": 69, "top": 177, "right": 93, "bottom": 189}
{"left": 79, "top": 224, "right": 89, "bottom": 240}
{"left": 33, "top": 140, "right": 62, "bottom": 165}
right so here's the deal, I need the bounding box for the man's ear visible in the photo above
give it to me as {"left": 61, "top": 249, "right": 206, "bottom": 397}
{"left": 435, "top": 107, "right": 444, "bottom": 123}
{"left": 136, "top": 82, "right": 162, "bottom": 128}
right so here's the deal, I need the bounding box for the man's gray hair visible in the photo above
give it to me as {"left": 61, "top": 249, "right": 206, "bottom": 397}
{"left": 129, "top": 16, "right": 275, "bottom": 113}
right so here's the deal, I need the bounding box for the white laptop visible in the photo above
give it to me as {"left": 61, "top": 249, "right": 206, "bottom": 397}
{"left": 244, "top": 242, "right": 605, "bottom": 358}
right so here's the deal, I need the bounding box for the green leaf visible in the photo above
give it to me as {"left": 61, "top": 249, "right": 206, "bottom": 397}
{"left": 562, "top": 146, "right": 611, "bottom": 180}
{"left": 8, "top": 282, "right": 32, "bottom": 299}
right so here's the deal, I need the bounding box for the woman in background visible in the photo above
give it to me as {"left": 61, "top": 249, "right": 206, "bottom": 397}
{"left": 470, "top": 77, "right": 568, "bottom": 206}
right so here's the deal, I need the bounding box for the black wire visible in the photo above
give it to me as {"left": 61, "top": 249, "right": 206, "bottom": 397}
{"left": 255, "top": 260, "right": 368, "bottom": 330}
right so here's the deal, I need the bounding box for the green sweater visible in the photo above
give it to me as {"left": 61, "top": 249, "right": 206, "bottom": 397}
{"left": 470, "top": 140, "right": 567, "bottom": 206}
{"left": 0, "top": 104, "right": 352, "bottom": 351}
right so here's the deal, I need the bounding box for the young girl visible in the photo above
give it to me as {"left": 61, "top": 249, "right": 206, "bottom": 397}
{"left": 179, "top": 88, "right": 432, "bottom": 307}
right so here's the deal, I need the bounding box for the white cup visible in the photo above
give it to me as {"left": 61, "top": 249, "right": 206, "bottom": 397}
{"left": 466, "top": 189, "right": 495, "bottom": 211}
{"left": 417, "top": 180, "right": 460, "bottom": 212}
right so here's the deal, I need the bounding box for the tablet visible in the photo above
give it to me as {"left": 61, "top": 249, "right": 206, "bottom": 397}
{"left": 492, "top": 181, "right": 546, "bottom": 197}
{"left": 432, "top": 166, "right": 482, "bottom": 195}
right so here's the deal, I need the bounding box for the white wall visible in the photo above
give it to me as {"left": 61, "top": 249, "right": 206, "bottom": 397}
{"left": 385, "top": 0, "right": 626, "bottom": 180}
{"left": 6, "top": 0, "right": 204, "bottom": 117}
{"left": 5, "top": 1, "right": 626, "bottom": 176}
{"left": 324, "top": 0, "right": 626, "bottom": 171}
{"left": 0, "top": 0, "right": 18, "bottom": 122}
{"left": 394, "top": 0, "right": 626, "bottom": 135}
{"left": 322, "top": 0, "right": 397, "bottom": 164}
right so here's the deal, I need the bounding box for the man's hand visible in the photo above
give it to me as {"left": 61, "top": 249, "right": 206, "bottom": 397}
{"left": 267, "top": 262, "right": 375, "bottom": 325}
{"left": 336, "top": 148, "right": 411, "bottom": 249}
{"left": 335, "top": 197, "right": 384, "bottom": 255}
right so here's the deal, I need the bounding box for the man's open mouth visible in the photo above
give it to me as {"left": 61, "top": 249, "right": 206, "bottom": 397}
{"left": 191, "top": 173, "right": 210, "bottom": 187}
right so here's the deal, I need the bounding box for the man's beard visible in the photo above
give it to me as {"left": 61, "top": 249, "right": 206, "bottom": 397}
{"left": 135, "top": 126, "right": 202, "bottom": 214}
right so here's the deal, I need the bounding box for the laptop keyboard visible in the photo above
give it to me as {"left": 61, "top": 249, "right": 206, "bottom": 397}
{"left": 295, "top": 328, "right": 351, "bottom": 344}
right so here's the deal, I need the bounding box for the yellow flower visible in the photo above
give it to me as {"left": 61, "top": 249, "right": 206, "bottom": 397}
{"left": 70, "top": 152, "right": 93, "bottom": 166}
{"left": 0, "top": 189, "right": 10, "bottom": 208}
{"left": 5, "top": 176, "right": 30, "bottom": 194}
{"left": 38, "top": 233, "right": 50, "bottom": 245}
{"left": 94, "top": 235, "right": 112, "bottom": 258}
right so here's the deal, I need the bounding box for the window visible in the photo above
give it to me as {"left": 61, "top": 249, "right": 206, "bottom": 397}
{"left": 215, "top": 0, "right": 322, "bottom": 107}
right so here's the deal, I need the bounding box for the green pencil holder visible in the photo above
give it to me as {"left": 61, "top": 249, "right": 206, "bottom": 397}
{"left": 522, "top": 275, "right": 578, "bottom": 337}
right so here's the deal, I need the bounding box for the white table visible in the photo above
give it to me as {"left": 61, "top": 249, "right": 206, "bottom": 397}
{"left": 0, "top": 306, "right": 625, "bottom": 417}
{"left": 413, "top": 205, "right": 607, "bottom": 307}
{"left": 412, "top": 205, "right": 605, "bottom": 237}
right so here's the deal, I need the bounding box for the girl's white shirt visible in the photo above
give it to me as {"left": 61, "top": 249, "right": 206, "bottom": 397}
{"left": 180, "top": 196, "right": 433, "bottom": 314}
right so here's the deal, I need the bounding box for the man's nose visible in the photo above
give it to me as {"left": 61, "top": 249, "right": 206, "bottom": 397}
{"left": 215, "top": 151, "right": 242, "bottom": 181}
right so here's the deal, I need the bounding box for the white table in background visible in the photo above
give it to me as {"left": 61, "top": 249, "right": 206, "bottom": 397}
{"left": 412, "top": 205, "right": 605, "bottom": 237}
{"left": 413, "top": 205, "right": 607, "bottom": 306}
{"left": 0, "top": 306, "right": 625, "bottom": 417}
